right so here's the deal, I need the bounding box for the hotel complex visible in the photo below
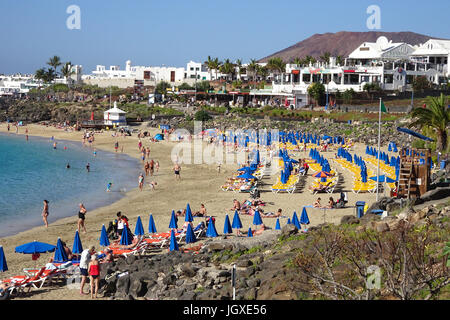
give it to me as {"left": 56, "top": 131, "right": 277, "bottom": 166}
{"left": 1, "top": 37, "right": 449, "bottom": 107}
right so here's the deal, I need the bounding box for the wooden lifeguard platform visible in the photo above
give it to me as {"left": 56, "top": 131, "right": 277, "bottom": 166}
{"left": 397, "top": 148, "right": 431, "bottom": 199}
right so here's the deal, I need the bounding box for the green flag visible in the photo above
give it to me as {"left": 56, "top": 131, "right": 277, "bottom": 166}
{"left": 380, "top": 100, "right": 387, "bottom": 113}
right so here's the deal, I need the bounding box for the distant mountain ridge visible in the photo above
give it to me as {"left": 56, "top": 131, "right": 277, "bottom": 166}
{"left": 259, "top": 31, "right": 448, "bottom": 62}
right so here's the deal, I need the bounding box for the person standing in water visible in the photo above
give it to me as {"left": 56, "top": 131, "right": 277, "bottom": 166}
{"left": 42, "top": 200, "right": 49, "bottom": 228}
{"left": 77, "top": 203, "right": 87, "bottom": 233}
{"left": 114, "top": 141, "right": 119, "bottom": 153}
{"left": 86, "top": 163, "right": 90, "bottom": 173}
{"left": 53, "top": 141, "right": 57, "bottom": 149}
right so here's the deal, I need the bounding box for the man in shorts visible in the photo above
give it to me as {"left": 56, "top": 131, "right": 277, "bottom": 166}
{"left": 79, "top": 246, "right": 96, "bottom": 295}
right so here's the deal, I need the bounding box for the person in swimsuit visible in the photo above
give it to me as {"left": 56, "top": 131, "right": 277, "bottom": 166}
{"left": 173, "top": 163, "right": 181, "bottom": 180}
{"left": 42, "top": 200, "right": 49, "bottom": 228}
{"left": 77, "top": 203, "right": 87, "bottom": 233}
{"left": 66, "top": 163, "right": 70, "bottom": 169}
{"left": 86, "top": 163, "right": 90, "bottom": 173}
{"left": 138, "top": 173, "right": 144, "bottom": 191}
{"left": 88, "top": 254, "right": 101, "bottom": 299}
{"left": 149, "top": 159, "right": 155, "bottom": 176}
{"left": 53, "top": 141, "right": 57, "bottom": 149}
{"left": 114, "top": 141, "right": 119, "bottom": 152}
{"left": 144, "top": 161, "right": 150, "bottom": 176}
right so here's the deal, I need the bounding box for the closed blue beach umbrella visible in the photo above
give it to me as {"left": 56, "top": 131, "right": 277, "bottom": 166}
{"left": 223, "top": 214, "right": 232, "bottom": 234}
{"left": 206, "top": 217, "right": 218, "bottom": 238}
{"left": 99, "top": 224, "right": 110, "bottom": 247}
{"left": 169, "top": 229, "right": 179, "bottom": 251}
{"left": 275, "top": 218, "right": 281, "bottom": 230}
{"left": 185, "top": 223, "right": 196, "bottom": 244}
{"left": 231, "top": 210, "right": 242, "bottom": 230}
{"left": 120, "top": 226, "right": 132, "bottom": 245}
{"left": 247, "top": 228, "right": 253, "bottom": 237}
{"left": 148, "top": 214, "right": 157, "bottom": 234}
{"left": 72, "top": 230, "right": 83, "bottom": 255}
{"left": 185, "top": 203, "right": 193, "bottom": 222}
{"left": 388, "top": 143, "right": 392, "bottom": 152}
{"left": 169, "top": 210, "right": 178, "bottom": 229}
{"left": 54, "top": 238, "right": 68, "bottom": 263}
{"left": 253, "top": 210, "right": 263, "bottom": 226}
{"left": 134, "top": 216, "right": 145, "bottom": 236}
{"left": 292, "top": 211, "right": 301, "bottom": 229}
{"left": 300, "top": 207, "right": 310, "bottom": 225}
{"left": 0, "top": 246, "right": 7, "bottom": 272}
{"left": 287, "top": 218, "right": 291, "bottom": 225}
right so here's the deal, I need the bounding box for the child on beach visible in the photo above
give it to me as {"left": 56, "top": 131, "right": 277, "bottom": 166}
{"left": 106, "top": 182, "right": 113, "bottom": 192}
{"left": 148, "top": 181, "right": 157, "bottom": 190}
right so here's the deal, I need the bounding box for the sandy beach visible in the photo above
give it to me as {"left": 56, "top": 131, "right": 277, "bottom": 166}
{"left": 0, "top": 122, "right": 385, "bottom": 300}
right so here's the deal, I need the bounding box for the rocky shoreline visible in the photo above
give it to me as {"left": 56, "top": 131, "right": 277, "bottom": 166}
{"left": 94, "top": 194, "right": 450, "bottom": 300}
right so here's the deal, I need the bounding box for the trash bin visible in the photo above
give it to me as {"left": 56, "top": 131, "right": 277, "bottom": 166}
{"left": 356, "top": 201, "right": 366, "bottom": 218}
{"left": 440, "top": 160, "right": 446, "bottom": 170}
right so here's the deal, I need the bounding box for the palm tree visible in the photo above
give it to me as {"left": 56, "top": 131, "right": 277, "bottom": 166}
{"left": 209, "top": 57, "right": 221, "bottom": 81}
{"left": 47, "top": 55, "right": 62, "bottom": 74}
{"left": 267, "top": 57, "right": 285, "bottom": 82}
{"left": 35, "top": 68, "right": 47, "bottom": 82}
{"left": 257, "top": 65, "right": 269, "bottom": 81}
{"left": 235, "top": 59, "right": 242, "bottom": 80}
{"left": 219, "top": 59, "right": 235, "bottom": 83}
{"left": 319, "top": 52, "right": 331, "bottom": 64}
{"left": 204, "top": 56, "right": 214, "bottom": 81}
{"left": 409, "top": 93, "right": 450, "bottom": 152}
{"left": 61, "top": 62, "right": 74, "bottom": 86}
{"left": 336, "top": 55, "right": 344, "bottom": 66}
{"left": 292, "top": 57, "right": 302, "bottom": 66}
{"left": 304, "top": 55, "right": 317, "bottom": 65}
{"left": 247, "top": 59, "right": 258, "bottom": 83}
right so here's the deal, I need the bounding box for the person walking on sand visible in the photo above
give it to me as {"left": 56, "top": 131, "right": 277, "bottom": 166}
{"left": 42, "top": 200, "right": 49, "bottom": 228}
{"left": 138, "top": 173, "right": 144, "bottom": 191}
{"left": 149, "top": 159, "right": 155, "bottom": 176}
{"left": 77, "top": 203, "right": 87, "bottom": 233}
{"left": 173, "top": 163, "right": 181, "bottom": 180}
{"left": 144, "top": 161, "right": 150, "bottom": 176}
{"left": 88, "top": 254, "right": 101, "bottom": 299}
{"left": 79, "top": 246, "right": 96, "bottom": 295}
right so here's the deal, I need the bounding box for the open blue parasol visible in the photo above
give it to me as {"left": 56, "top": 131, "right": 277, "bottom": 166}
{"left": 223, "top": 215, "right": 232, "bottom": 234}
{"left": 15, "top": 241, "right": 56, "bottom": 254}
{"left": 206, "top": 217, "right": 218, "bottom": 238}
{"left": 0, "top": 246, "right": 7, "bottom": 272}
{"left": 397, "top": 127, "right": 434, "bottom": 142}
{"left": 169, "top": 210, "right": 178, "bottom": 229}
{"left": 54, "top": 238, "right": 69, "bottom": 263}
{"left": 185, "top": 223, "right": 196, "bottom": 244}
{"left": 237, "top": 172, "right": 257, "bottom": 180}
{"left": 99, "top": 224, "right": 110, "bottom": 247}
{"left": 169, "top": 229, "right": 179, "bottom": 251}
{"left": 72, "top": 230, "right": 83, "bottom": 255}
{"left": 232, "top": 210, "right": 242, "bottom": 230}
{"left": 148, "top": 214, "right": 157, "bottom": 234}
{"left": 134, "top": 216, "right": 145, "bottom": 236}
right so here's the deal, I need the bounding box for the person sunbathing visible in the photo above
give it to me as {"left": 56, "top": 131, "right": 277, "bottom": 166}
{"left": 313, "top": 197, "right": 322, "bottom": 208}
{"left": 309, "top": 182, "right": 327, "bottom": 192}
{"left": 230, "top": 199, "right": 241, "bottom": 211}
{"left": 262, "top": 208, "right": 283, "bottom": 218}
{"left": 194, "top": 204, "right": 207, "bottom": 217}
{"left": 325, "top": 197, "right": 336, "bottom": 209}
{"left": 112, "top": 236, "right": 142, "bottom": 250}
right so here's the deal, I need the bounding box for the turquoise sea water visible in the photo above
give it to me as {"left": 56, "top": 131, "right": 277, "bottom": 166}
{"left": 0, "top": 133, "right": 140, "bottom": 238}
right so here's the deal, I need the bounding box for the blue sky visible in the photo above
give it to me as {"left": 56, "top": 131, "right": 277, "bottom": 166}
{"left": 0, "top": 0, "right": 449, "bottom": 74}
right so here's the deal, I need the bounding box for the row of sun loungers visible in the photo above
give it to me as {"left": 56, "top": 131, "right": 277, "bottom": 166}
{"left": 364, "top": 156, "right": 397, "bottom": 191}
{"left": 333, "top": 158, "right": 378, "bottom": 194}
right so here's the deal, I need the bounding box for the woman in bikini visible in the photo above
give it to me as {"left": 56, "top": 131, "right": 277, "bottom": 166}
{"left": 77, "top": 203, "right": 87, "bottom": 233}
{"left": 42, "top": 200, "right": 49, "bottom": 228}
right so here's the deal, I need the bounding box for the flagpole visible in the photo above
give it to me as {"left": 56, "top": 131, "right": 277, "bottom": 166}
{"left": 376, "top": 98, "right": 382, "bottom": 201}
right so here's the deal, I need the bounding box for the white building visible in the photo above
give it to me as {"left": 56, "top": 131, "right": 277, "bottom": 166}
{"left": 104, "top": 102, "right": 127, "bottom": 126}
{"left": 0, "top": 74, "right": 42, "bottom": 96}
{"left": 270, "top": 36, "right": 449, "bottom": 107}
{"left": 185, "top": 61, "right": 211, "bottom": 81}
